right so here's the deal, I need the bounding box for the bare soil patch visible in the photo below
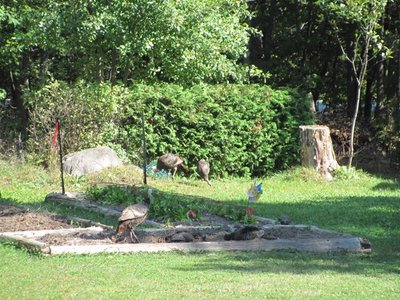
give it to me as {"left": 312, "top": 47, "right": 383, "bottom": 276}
{"left": 0, "top": 204, "right": 74, "bottom": 232}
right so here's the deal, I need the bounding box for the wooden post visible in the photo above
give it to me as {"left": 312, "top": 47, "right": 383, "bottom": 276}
{"left": 299, "top": 125, "right": 339, "bottom": 180}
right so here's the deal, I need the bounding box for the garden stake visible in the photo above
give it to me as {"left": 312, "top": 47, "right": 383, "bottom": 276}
{"left": 141, "top": 111, "right": 147, "bottom": 185}
{"left": 56, "top": 118, "right": 65, "bottom": 194}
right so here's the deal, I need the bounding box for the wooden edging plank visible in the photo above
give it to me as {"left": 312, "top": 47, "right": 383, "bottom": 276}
{"left": 48, "top": 237, "right": 367, "bottom": 255}
{"left": 0, "top": 233, "right": 51, "bottom": 254}
{"left": 1, "top": 226, "right": 105, "bottom": 238}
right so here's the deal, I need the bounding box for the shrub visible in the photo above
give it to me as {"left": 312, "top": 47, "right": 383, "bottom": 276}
{"left": 25, "top": 82, "right": 314, "bottom": 176}
{"left": 25, "top": 81, "right": 130, "bottom": 165}
{"left": 120, "top": 83, "right": 314, "bottom": 177}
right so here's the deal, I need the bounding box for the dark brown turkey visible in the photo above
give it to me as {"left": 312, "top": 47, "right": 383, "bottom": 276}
{"left": 197, "top": 159, "right": 211, "bottom": 185}
{"left": 156, "top": 153, "right": 189, "bottom": 178}
{"left": 115, "top": 188, "right": 153, "bottom": 243}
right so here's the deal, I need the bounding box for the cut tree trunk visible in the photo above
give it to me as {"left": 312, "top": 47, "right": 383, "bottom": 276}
{"left": 299, "top": 125, "right": 339, "bottom": 180}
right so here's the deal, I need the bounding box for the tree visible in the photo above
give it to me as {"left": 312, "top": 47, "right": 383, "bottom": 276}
{"left": 0, "top": 0, "right": 257, "bottom": 142}
{"left": 317, "top": 0, "right": 389, "bottom": 168}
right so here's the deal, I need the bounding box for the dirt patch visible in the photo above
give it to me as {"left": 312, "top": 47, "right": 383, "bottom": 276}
{"left": 0, "top": 204, "right": 75, "bottom": 232}
{"left": 37, "top": 231, "right": 115, "bottom": 246}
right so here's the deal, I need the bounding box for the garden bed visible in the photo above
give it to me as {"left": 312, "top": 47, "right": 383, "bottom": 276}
{"left": 0, "top": 198, "right": 371, "bottom": 255}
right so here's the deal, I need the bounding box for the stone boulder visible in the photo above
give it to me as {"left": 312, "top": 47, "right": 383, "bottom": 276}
{"left": 63, "top": 146, "right": 123, "bottom": 176}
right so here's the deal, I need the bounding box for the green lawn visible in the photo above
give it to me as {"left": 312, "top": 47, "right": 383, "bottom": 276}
{"left": 1, "top": 160, "right": 399, "bottom": 299}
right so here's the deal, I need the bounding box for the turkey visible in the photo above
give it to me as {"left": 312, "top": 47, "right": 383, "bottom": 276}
{"left": 197, "top": 159, "right": 211, "bottom": 185}
{"left": 114, "top": 188, "right": 153, "bottom": 243}
{"left": 156, "top": 153, "right": 189, "bottom": 178}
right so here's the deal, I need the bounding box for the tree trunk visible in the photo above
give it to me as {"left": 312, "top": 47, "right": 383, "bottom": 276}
{"left": 39, "top": 50, "right": 49, "bottom": 87}
{"left": 374, "top": 53, "right": 385, "bottom": 121}
{"left": 10, "top": 51, "right": 30, "bottom": 140}
{"left": 299, "top": 125, "right": 339, "bottom": 180}
{"left": 364, "top": 57, "right": 375, "bottom": 125}
{"left": 110, "top": 49, "right": 117, "bottom": 85}
{"left": 348, "top": 82, "right": 361, "bottom": 168}
{"left": 395, "top": 5, "right": 400, "bottom": 161}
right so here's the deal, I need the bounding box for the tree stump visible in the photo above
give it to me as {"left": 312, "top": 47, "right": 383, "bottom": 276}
{"left": 299, "top": 125, "right": 339, "bottom": 180}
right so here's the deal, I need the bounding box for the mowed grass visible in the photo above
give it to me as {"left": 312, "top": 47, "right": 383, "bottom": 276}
{"left": 0, "top": 160, "right": 399, "bottom": 299}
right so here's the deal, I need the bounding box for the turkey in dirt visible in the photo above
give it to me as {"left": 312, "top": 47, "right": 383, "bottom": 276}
{"left": 113, "top": 188, "right": 153, "bottom": 243}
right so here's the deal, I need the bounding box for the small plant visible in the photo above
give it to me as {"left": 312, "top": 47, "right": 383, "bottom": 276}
{"left": 85, "top": 184, "right": 260, "bottom": 224}
{"left": 237, "top": 207, "right": 257, "bottom": 224}
{"left": 333, "top": 165, "right": 359, "bottom": 180}
{"left": 87, "top": 184, "right": 141, "bottom": 205}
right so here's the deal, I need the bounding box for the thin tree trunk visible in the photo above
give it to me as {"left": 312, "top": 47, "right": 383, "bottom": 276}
{"left": 11, "top": 51, "right": 30, "bottom": 139}
{"left": 247, "top": 0, "right": 264, "bottom": 67}
{"left": 262, "top": 0, "right": 277, "bottom": 69}
{"left": 364, "top": 57, "right": 375, "bottom": 124}
{"left": 374, "top": 53, "right": 385, "bottom": 121}
{"left": 39, "top": 50, "right": 49, "bottom": 87}
{"left": 348, "top": 81, "right": 361, "bottom": 168}
{"left": 347, "top": 30, "right": 371, "bottom": 169}
{"left": 110, "top": 50, "right": 117, "bottom": 85}
{"left": 345, "top": 24, "right": 357, "bottom": 118}
{"left": 395, "top": 4, "right": 400, "bottom": 158}
{"left": 122, "top": 61, "right": 131, "bottom": 86}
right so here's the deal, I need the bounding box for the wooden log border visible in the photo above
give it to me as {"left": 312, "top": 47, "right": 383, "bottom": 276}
{"left": 48, "top": 237, "right": 369, "bottom": 255}
{"left": 0, "top": 227, "right": 371, "bottom": 255}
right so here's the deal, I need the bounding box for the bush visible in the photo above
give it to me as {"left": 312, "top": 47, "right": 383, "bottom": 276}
{"left": 25, "top": 81, "right": 130, "bottom": 165}
{"left": 26, "top": 82, "right": 314, "bottom": 176}
{"left": 120, "top": 83, "right": 314, "bottom": 177}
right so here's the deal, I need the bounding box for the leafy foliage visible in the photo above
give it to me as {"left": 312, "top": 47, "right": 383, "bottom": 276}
{"left": 122, "top": 83, "right": 314, "bottom": 177}
{"left": 25, "top": 81, "right": 130, "bottom": 165}
{"left": 0, "top": 0, "right": 254, "bottom": 88}
{"left": 26, "top": 82, "right": 313, "bottom": 176}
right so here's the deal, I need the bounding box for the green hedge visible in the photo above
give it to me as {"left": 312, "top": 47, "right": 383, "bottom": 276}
{"left": 121, "top": 83, "right": 313, "bottom": 177}
{"left": 26, "top": 82, "right": 314, "bottom": 177}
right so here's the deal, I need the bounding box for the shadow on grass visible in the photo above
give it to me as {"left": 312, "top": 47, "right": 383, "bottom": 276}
{"left": 372, "top": 182, "right": 400, "bottom": 191}
{"left": 171, "top": 250, "right": 400, "bottom": 276}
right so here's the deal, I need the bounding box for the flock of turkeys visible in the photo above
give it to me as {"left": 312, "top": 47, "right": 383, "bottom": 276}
{"left": 115, "top": 153, "right": 211, "bottom": 243}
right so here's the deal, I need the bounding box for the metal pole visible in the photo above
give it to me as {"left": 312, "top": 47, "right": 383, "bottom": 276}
{"left": 57, "top": 118, "right": 65, "bottom": 194}
{"left": 141, "top": 111, "right": 147, "bottom": 185}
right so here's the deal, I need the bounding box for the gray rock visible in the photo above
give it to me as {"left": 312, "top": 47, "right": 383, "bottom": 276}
{"left": 224, "top": 226, "right": 262, "bottom": 241}
{"left": 278, "top": 215, "right": 291, "bottom": 225}
{"left": 168, "top": 232, "right": 194, "bottom": 243}
{"left": 63, "top": 146, "right": 123, "bottom": 177}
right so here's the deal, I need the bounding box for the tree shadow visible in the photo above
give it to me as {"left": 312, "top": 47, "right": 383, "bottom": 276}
{"left": 372, "top": 182, "right": 400, "bottom": 191}
{"left": 171, "top": 250, "right": 400, "bottom": 276}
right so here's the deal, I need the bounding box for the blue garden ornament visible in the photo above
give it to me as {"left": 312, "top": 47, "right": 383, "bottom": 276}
{"left": 247, "top": 182, "right": 263, "bottom": 203}
{"left": 146, "top": 160, "right": 170, "bottom": 179}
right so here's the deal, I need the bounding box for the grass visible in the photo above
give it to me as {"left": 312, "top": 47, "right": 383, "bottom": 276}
{"left": 1, "top": 160, "right": 400, "bottom": 299}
